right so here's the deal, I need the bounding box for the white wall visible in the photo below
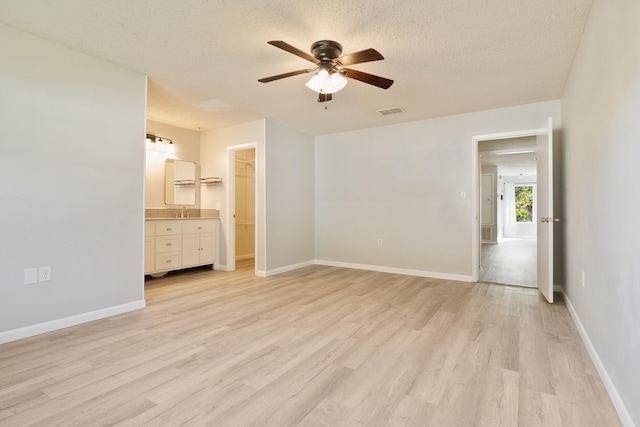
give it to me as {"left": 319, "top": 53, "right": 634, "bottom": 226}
{"left": 0, "top": 24, "right": 147, "bottom": 340}
{"left": 561, "top": 0, "right": 640, "bottom": 424}
{"left": 265, "top": 121, "right": 315, "bottom": 273}
{"left": 200, "top": 120, "right": 265, "bottom": 271}
{"left": 145, "top": 120, "right": 200, "bottom": 209}
{"left": 200, "top": 119, "right": 314, "bottom": 275}
{"left": 315, "top": 101, "right": 560, "bottom": 279}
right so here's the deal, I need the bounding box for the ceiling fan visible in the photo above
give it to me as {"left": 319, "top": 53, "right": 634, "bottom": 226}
{"left": 258, "top": 40, "right": 394, "bottom": 102}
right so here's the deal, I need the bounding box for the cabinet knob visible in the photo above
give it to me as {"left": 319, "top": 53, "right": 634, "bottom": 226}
{"left": 197, "top": 226, "right": 203, "bottom": 230}
{"left": 166, "top": 243, "right": 172, "bottom": 247}
{"left": 166, "top": 228, "right": 172, "bottom": 231}
{"left": 166, "top": 260, "right": 172, "bottom": 264}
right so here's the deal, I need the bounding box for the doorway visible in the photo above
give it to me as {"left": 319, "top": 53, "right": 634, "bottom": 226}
{"left": 233, "top": 149, "right": 256, "bottom": 270}
{"left": 478, "top": 141, "right": 538, "bottom": 287}
{"left": 472, "top": 119, "right": 555, "bottom": 301}
{"left": 227, "top": 143, "right": 258, "bottom": 273}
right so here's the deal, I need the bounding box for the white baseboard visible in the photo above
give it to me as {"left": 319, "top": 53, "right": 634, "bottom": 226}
{"left": 239, "top": 258, "right": 473, "bottom": 283}
{"left": 0, "top": 299, "right": 146, "bottom": 345}
{"left": 563, "top": 291, "right": 634, "bottom": 427}
{"left": 314, "top": 260, "right": 474, "bottom": 282}
{"left": 263, "top": 260, "right": 315, "bottom": 277}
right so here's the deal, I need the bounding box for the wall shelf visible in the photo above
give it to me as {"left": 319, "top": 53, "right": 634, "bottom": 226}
{"left": 174, "top": 180, "right": 195, "bottom": 186}
{"left": 201, "top": 177, "right": 222, "bottom": 185}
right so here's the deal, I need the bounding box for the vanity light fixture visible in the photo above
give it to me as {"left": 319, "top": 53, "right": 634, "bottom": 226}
{"left": 146, "top": 134, "right": 175, "bottom": 154}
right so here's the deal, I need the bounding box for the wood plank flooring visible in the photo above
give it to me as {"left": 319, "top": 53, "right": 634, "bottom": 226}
{"left": 480, "top": 238, "right": 537, "bottom": 288}
{"left": 0, "top": 262, "right": 620, "bottom": 426}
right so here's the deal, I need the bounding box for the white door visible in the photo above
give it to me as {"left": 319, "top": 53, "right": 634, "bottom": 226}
{"left": 536, "top": 118, "right": 555, "bottom": 303}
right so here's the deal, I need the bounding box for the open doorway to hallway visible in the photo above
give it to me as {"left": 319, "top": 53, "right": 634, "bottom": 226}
{"left": 479, "top": 137, "right": 538, "bottom": 287}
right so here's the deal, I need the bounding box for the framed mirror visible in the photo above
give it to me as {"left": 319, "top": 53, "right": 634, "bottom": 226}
{"left": 165, "top": 159, "right": 196, "bottom": 205}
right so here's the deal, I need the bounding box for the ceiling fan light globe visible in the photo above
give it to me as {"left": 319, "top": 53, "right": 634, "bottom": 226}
{"left": 317, "top": 69, "right": 330, "bottom": 84}
{"left": 326, "top": 72, "right": 347, "bottom": 93}
{"left": 305, "top": 74, "right": 322, "bottom": 92}
{"left": 306, "top": 70, "right": 347, "bottom": 94}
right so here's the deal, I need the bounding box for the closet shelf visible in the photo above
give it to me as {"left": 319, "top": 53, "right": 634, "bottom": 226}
{"left": 200, "top": 177, "right": 222, "bottom": 185}
{"left": 174, "top": 180, "right": 195, "bottom": 186}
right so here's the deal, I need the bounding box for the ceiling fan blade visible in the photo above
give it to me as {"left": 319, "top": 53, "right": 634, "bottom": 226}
{"left": 318, "top": 93, "right": 332, "bottom": 102}
{"left": 267, "top": 40, "right": 319, "bottom": 64}
{"left": 342, "top": 68, "right": 394, "bottom": 89}
{"left": 336, "top": 48, "right": 384, "bottom": 66}
{"left": 258, "top": 69, "right": 312, "bottom": 83}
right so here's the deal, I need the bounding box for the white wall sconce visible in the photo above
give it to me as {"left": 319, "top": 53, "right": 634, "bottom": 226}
{"left": 146, "top": 134, "right": 175, "bottom": 154}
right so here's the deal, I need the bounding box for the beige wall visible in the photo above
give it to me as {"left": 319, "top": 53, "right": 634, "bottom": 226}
{"left": 145, "top": 120, "right": 200, "bottom": 209}
{"left": 200, "top": 120, "right": 266, "bottom": 271}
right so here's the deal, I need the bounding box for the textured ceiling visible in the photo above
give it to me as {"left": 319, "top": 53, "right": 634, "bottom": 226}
{"left": 0, "top": 0, "right": 592, "bottom": 135}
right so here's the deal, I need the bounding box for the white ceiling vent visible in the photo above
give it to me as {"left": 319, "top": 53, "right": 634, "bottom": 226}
{"left": 377, "top": 106, "right": 405, "bottom": 116}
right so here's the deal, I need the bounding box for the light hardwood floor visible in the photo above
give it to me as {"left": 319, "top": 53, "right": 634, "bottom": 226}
{"left": 480, "top": 238, "right": 537, "bottom": 288}
{"left": 0, "top": 262, "right": 620, "bottom": 426}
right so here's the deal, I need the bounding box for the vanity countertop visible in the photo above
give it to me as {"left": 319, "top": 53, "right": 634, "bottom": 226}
{"left": 145, "top": 217, "right": 219, "bottom": 221}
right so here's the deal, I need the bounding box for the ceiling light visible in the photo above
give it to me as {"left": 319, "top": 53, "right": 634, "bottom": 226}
{"left": 305, "top": 68, "right": 347, "bottom": 94}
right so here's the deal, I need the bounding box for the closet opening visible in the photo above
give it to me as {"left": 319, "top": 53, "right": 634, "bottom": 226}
{"left": 232, "top": 148, "right": 256, "bottom": 271}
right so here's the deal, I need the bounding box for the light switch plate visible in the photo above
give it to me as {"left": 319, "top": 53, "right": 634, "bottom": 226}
{"left": 24, "top": 268, "right": 38, "bottom": 285}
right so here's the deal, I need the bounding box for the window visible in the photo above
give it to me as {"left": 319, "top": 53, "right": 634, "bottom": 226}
{"left": 515, "top": 185, "right": 533, "bottom": 222}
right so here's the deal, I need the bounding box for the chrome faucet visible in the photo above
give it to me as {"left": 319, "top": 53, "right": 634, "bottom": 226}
{"left": 181, "top": 206, "right": 188, "bottom": 218}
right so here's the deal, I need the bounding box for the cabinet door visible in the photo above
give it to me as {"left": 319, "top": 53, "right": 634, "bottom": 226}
{"left": 182, "top": 234, "right": 200, "bottom": 267}
{"left": 144, "top": 236, "right": 155, "bottom": 273}
{"left": 200, "top": 232, "right": 216, "bottom": 265}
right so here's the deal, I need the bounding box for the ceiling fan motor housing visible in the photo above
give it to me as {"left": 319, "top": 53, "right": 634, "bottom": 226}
{"left": 311, "top": 40, "right": 343, "bottom": 61}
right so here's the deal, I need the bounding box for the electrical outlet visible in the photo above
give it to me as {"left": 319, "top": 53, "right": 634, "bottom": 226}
{"left": 377, "top": 238, "right": 383, "bottom": 247}
{"left": 24, "top": 268, "right": 38, "bottom": 285}
{"left": 39, "top": 266, "right": 51, "bottom": 282}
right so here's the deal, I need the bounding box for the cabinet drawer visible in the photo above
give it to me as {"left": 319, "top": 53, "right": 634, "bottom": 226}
{"left": 155, "top": 221, "right": 182, "bottom": 236}
{"left": 155, "top": 252, "right": 181, "bottom": 271}
{"left": 156, "top": 236, "right": 181, "bottom": 253}
{"left": 183, "top": 220, "right": 216, "bottom": 234}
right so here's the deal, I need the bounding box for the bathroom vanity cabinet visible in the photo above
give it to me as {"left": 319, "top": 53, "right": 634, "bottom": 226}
{"left": 145, "top": 218, "right": 218, "bottom": 275}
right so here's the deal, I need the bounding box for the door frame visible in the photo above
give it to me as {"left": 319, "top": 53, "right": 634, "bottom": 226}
{"left": 471, "top": 128, "right": 547, "bottom": 282}
{"left": 226, "top": 142, "right": 258, "bottom": 273}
